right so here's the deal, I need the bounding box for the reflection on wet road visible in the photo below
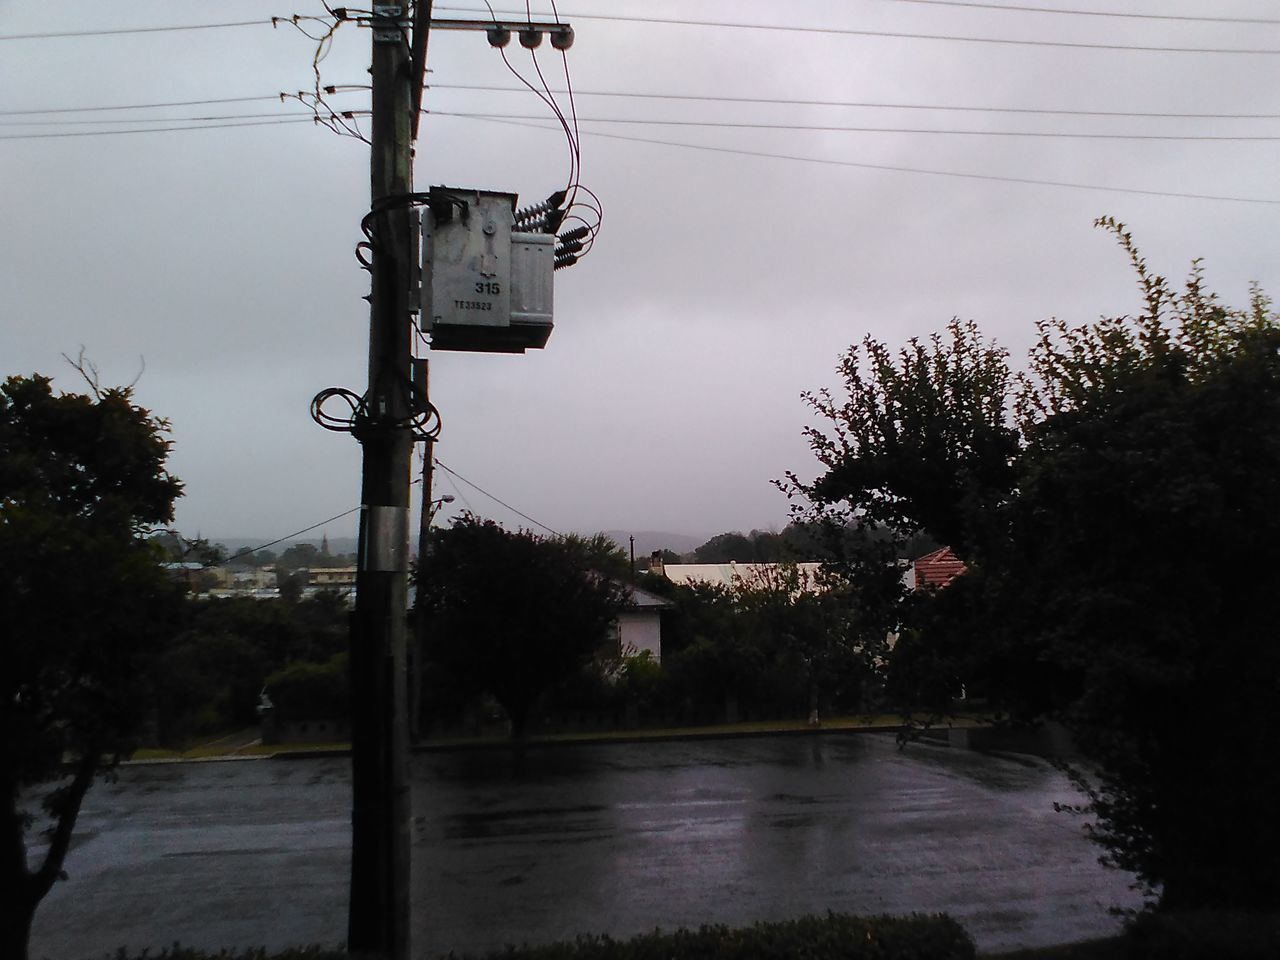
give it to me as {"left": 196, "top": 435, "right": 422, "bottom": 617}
{"left": 31, "top": 734, "right": 1141, "bottom": 960}
{"left": 412, "top": 735, "right": 1140, "bottom": 955}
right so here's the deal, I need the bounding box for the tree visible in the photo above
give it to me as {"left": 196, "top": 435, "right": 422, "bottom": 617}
{"left": 0, "top": 374, "right": 185, "bottom": 958}
{"left": 276, "top": 542, "right": 321, "bottom": 571}
{"left": 415, "top": 516, "right": 629, "bottom": 738}
{"left": 730, "top": 563, "right": 893, "bottom": 721}
{"left": 793, "top": 219, "right": 1280, "bottom": 911}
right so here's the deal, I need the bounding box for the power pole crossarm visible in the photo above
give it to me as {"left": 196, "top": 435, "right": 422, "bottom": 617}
{"left": 409, "top": 0, "right": 434, "bottom": 141}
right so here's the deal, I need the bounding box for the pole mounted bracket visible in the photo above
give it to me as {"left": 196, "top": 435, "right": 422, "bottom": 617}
{"left": 372, "top": 3, "right": 409, "bottom": 42}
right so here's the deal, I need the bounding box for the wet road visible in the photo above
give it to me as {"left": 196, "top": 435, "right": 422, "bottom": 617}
{"left": 30, "top": 734, "right": 1142, "bottom": 959}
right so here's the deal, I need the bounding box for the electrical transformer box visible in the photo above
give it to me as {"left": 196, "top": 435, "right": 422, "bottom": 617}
{"left": 421, "top": 187, "right": 554, "bottom": 354}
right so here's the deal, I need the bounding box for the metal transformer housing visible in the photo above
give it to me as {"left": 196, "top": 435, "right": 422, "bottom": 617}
{"left": 421, "top": 186, "right": 554, "bottom": 353}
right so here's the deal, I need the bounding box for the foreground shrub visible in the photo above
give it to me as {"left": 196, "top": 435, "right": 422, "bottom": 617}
{"left": 1126, "top": 910, "right": 1280, "bottom": 960}
{"left": 101, "top": 949, "right": 348, "bottom": 960}
{"left": 264, "top": 653, "right": 350, "bottom": 721}
{"left": 98, "top": 913, "right": 974, "bottom": 960}
{"left": 452, "top": 913, "right": 975, "bottom": 960}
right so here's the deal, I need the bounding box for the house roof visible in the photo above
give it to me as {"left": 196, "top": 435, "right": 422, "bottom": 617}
{"left": 913, "top": 546, "right": 966, "bottom": 590}
{"left": 626, "top": 584, "right": 672, "bottom": 609}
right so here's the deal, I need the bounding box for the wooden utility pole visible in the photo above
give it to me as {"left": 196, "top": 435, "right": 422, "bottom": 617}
{"left": 348, "top": 3, "right": 426, "bottom": 958}
{"left": 342, "top": 6, "right": 570, "bottom": 956}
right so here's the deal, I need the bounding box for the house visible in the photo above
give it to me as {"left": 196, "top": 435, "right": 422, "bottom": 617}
{"left": 612, "top": 584, "right": 670, "bottom": 661}
{"left": 655, "top": 561, "right": 825, "bottom": 592}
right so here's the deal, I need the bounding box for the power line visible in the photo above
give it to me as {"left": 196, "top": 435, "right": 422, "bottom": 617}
{"left": 18, "top": 85, "right": 1278, "bottom": 125}
{"left": 432, "top": 459, "right": 561, "bottom": 536}
{"left": 0, "top": 112, "right": 324, "bottom": 127}
{"left": 431, "top": 110, "right": 1280, "bottom": 142}
{"left": 433, "top": 7, "right": 1280, "bottom": 55}
{"left": 0, "top": 117, "right": 315, "bottom": 140}
{"left": 444, "top": 114, "right": 1280, "bottom": 205}
{"left": 0, "top": 95, "right": 293, "bottom": 117}
{"left": 214, "top": 505, "right": 364, "bottom": 568}
{"left": 428, "top": 82, "right": 1280, "bottom": 121}
{"left": 884, "top": 0, "right": 1280, "bottom": 26}
{"left": 0, "top": 20, "right": 281, "bottom": 41}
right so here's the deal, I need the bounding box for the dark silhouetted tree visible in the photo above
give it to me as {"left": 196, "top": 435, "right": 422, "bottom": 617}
{"left": 793, "top": 219, "right": 1280, "bottom": 911}
{"left": 416, "top": 516, "right": 629, "bottom": 738}
{"left": 0, "top": 374, "right": 185, "bottom": 959}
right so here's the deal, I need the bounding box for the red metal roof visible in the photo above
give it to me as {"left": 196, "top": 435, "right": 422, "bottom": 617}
{"left": 914, "top": 546, "right": 966, "bottom": 590}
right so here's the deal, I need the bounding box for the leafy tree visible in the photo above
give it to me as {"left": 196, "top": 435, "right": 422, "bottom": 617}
{"left": 277, "top": 569, "right": 305, "bottom": 603}
{"left": 730, "top": 563, "right": 887, "bottom": 721}
{"left": 692, "top": 529, "right": 805, "bottom": 563}
{"left": 149, "top": 529, "right": 226, "bottom": 566}
{"left": 276, "top": 542, "right": 320, "bottom": 571}
{"left": 154, "top": 631, "right": 267, "bottom": 744}
{"left": 0, "top": 374, "right": 185, "bottom": 958}
{"left": 415, "top": 515, "right": 629, "bottom": 738}
{"left": 792, "top": 219, "right": 1280, "bottom": 911}
{"left": 228, "top": 546, "right": 276, "bottom": 568}
{"left": 562, "top": 531, "right": 631, "bottom": 581}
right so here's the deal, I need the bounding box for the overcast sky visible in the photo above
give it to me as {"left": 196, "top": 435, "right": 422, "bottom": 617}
{"left": 4, "top": 1, "right": 1279, "bottom": 546}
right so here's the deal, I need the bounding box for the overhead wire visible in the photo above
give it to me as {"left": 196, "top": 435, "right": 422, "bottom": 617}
{"left": 432, "top": 7, "right": 1280, "bottom": 55}
{"left": 433, "top": 459, "right": 561, "bottom": 536}
{"left": 7, "top": 8, "right": 1280, "bottom": 53}
{"left": 441, "top": 114, "right": 1280, "bottom": 206}
{"left": 0, "top": 117, "right": 317, "bottom": 140}
{"left": 428, "top": 110, "right": 1280, "bottom": 142}
{"left": 480, "top": 0, "right": 579, "bottom": 192}
{"left": 291, "top": 8, "right": 370, "bottom": 143}
{"left": 0, "top": 20, "right": 283, "bottom": 41}
{"left": 470, "top": 0, "right": 600, "bottom": 265}
{"left": 438, "top": 467, "right": 476, "bottom": 515}
{"left": 0, "top": 111, "right": 333, "bottom": 127}
{"left": 0, "top": 95, "right": 293, "bottom": 117}
{"left": 425, "top": 82, "right": 1280, "bottom": 121}
{"left": 210, "top": 505, "right": 365, "bottom": 568}
{"left": 881, "top": 0, "right": 1280, "bottom": 26}
{"left": 12, "top": 105, "right": 1280, "bottom": 142}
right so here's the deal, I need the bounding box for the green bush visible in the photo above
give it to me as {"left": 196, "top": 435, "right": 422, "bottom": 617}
{"left": 99, "top": 913, "right": 974, "bottom": 960}
{"left": 100, "top": 949, "right": 349, "bottom": 960}
{"left": 264, "top": 652, "right": 350, "bottom": 721}
{"left": 1125, "top": 910, "right": 1280, "bottom": 960}
{"left": 453, "top": 913, "right": 975, "bottom": 960}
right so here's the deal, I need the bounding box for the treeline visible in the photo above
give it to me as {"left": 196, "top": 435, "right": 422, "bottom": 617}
{"left": 674, "top": 523, "right": 937, "bottom": 565}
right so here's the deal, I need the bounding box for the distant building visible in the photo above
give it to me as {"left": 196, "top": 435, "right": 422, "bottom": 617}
{"left": 611, "top": 584, "right": 671, "bottom": 661}
{"left": 654, "top": 561, "right": 825, "bottom": 592}
{"left": 160, "top": 561, "right": 206, "bottom": 592}
{"left": 306, "top": 566, "right": 357, "bottom": 590}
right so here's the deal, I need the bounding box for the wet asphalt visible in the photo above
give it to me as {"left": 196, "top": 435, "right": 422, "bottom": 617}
{"left": 29, "top": 733, "right": 1143, "bottom": 959}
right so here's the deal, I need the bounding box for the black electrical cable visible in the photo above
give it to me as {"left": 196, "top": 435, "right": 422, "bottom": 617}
{"left": 433, "top": 459, "right": 560, "bottom": 536}
{"left": 211, "top": 505, "right": 365, "bottom": 568}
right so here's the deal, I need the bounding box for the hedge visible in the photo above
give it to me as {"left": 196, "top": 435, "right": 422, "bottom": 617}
{"left": 1125, "top": 910, "right": 1280, "bottom": 960}
{"left": 93, "top": 912, "right": 974, "bottom": 960}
